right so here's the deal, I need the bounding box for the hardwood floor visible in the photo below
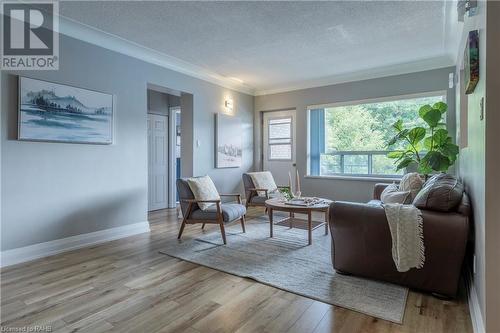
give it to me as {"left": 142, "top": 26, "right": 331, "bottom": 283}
{"left": 1, "top": 208, "right": 473, "bottom": 333}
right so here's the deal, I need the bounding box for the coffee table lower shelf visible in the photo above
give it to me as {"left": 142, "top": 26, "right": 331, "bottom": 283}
{"left": 274, "top": 217, "right": 326, "bottom": 231}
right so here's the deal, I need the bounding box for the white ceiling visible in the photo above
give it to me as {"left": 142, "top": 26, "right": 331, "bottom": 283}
{"left": 59, "top": 1, "right": 459, "bottom": 95}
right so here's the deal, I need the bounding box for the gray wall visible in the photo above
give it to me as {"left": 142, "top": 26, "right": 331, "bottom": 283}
{"left": 1, "top": 34, "right": 253, "bottom": 251}
{"left": 457, "top": 1, "right": 500, "bottom": 331}
{"left": 168, "top": 95, "right": 181, "bottom": 108}
{"left": 147, "top": 89, "right": 169, "bottom": 115}
{"left": 254, "top": 67, "right": 455, "bottom": 202}
{"left": 485, "top": 4, "right": 500, "bottom": 332}
{"left": 455, "top": 1, "right": 486, "bottom": 326}
{"left": 147, "top": 90, "right": 181, "bottom": 115}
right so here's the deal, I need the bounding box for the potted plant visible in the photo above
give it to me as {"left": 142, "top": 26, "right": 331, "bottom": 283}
{"left": 387, "top": 102, "right": 459, "bottom": 177}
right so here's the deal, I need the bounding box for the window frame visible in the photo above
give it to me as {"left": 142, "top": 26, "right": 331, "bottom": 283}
{"left": 307, "top": 90, "right": 448, "bottom": 179}
{"left": 267, "top": 116, "right": 293, "bottom": 161}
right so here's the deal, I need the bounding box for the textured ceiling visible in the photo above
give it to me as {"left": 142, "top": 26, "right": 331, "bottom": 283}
{"left": 60, "top": 1, "right": 458, "bottom": 94}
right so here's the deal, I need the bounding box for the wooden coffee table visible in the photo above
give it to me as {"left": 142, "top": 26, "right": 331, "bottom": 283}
{"left": 265, "top": 198, "right": 332, "bottom": 245}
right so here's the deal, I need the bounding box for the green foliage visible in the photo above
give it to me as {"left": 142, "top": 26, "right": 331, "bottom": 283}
{"left": 278, "top": 187, "right": 293, "bottom": 200}
{"left": 325, "top": 105, "right": 386, "bottom": 151}
{"left": 387, "top": 102, "right": 459, "bottom": 175}
{"left": 321, "top": 95, "right": 444, "bottom": 176}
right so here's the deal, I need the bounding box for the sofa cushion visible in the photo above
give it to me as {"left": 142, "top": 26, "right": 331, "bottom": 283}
{"left": 399, "top": 172, "right": 423, "bottom": 201}
{"left": 187, "top": 175, "right": 220, "bottom": 210}
{"left": 190, "top": 203, "right": 246, "bottom": 222}
{"left": 380, "top": 183, "right": 412, "bottom": 204}
{"left": 413, "top": 173, "right": 464, "bottom": 212}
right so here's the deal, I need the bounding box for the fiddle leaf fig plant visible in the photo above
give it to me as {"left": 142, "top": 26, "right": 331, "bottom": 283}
{"left": 387, "top": 102, "right": 459, "bottom": 175}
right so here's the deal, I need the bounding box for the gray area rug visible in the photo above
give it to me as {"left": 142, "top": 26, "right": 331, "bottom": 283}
{"left": 160, "top": 216, "right": 408, "bottom": 323}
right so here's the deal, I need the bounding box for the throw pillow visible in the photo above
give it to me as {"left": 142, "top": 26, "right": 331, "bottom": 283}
{"left": 381, "top": 183, "right": 412, "bottom": 204}
{"left": 187, "top": 175, "right": 220, "bottom": 211}
{"left": 399, "top": 172, "right": 423, "bottom": 201}
{"left": 248, "top": 171, "right": 278, "bottom": 196}
{"left": 413, "top": 173, "right": 464, "bottom": 212}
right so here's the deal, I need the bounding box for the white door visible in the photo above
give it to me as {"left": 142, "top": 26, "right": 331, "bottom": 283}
{"left": 262, "top": 110, "right": 297, "bottom": 188}
{"left": 148, "top": 113, "right": 168, "bottom": 211}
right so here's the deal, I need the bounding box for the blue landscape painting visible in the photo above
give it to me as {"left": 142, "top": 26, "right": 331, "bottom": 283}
{"left": 19, "top": 77, "right": 113, "bottom": 144}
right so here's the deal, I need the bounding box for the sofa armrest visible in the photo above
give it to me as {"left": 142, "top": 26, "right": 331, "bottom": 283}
{"left": 181, "top": 199, "right": 221, "bottom": 204}
{"left": 373, "top": 183, "right": 392, "bottom": 200}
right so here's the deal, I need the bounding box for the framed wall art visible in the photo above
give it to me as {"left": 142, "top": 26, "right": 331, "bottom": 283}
{"left": 464, "top": 30, "right": 479, "bottom": 95}
{"left": 215, "top": 113, "right": 242, "bottom": 168}
{"left": 18, "top": 76, "right": 114, "bottom": 144}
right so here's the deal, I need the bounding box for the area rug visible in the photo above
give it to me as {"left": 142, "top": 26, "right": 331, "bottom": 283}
{"left": 160, "top": 217, "right": 408, "bottom": 323}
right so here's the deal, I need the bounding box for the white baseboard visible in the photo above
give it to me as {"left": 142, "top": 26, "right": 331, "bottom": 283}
{"left": 0, "top": 222, "right": 150, "bottom": 268}
{"left": 467, "top": 271, "right": 486, "bottom": 333}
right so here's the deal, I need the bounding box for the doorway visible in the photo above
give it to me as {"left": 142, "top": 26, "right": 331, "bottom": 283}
{"left": 262, "top": 109, "right": 297, "bottom": 186}
{"left": 147, "top": 87, "right": 182, "bottom": 211}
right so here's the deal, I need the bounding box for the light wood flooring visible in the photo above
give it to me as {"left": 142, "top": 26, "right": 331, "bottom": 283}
{"left": 0, "top": 208, "right": 473, "bottom": 333}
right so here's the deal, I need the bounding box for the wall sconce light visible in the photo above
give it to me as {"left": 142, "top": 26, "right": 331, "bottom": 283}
{"left": 224, "top": 98, "right": 234, "bottom": 114}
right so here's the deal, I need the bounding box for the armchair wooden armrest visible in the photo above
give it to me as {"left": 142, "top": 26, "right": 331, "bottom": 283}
{"left": 248, "top": 188, "right": 269, "bottom": 199}
{"left": 248, "top": 188, "right": 269, "bottom": 192}
{"left": 181, "top": 199, "right": 222, "bottom": 220}
{"left": 181, "top": 199, "right": 221, "bottom": 204}
{"left": 219, "top": 193, "right": 242, "bottom": 204}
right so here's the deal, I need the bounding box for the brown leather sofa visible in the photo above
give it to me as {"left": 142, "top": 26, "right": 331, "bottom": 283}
{"left": 329, "top": 183, "right": 470, "bottom": 297}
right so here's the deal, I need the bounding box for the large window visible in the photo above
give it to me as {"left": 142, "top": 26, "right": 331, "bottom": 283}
{"left": 308, "top": 93, "right": 446, "bottom": 177}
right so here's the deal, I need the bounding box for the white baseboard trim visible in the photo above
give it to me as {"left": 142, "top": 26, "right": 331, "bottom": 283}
{"left": 0, "top": 222, "right": 150, "bottom": 268}
{"left": 467, "top": 272, "right": 486, "bottom": 333}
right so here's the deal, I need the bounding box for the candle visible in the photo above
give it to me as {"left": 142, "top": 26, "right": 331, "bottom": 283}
{"left": 296, "top": 169, "right": 301, "bottom": 193}
{"left": 288, "top": 171, "right": 293, "bottom": 192}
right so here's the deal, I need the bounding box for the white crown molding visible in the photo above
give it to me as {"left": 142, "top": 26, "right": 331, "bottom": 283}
{"left": 467, "top": 271, "right": 486, "bottom": 333}
{"left": 254, "top": 56, "right": 456, "bottom": 96}
{"left": 0, "top": 221, "right": 150, "bottom": 267}
{"left": 57, "top": 15, "right": 255, "bottom": 96}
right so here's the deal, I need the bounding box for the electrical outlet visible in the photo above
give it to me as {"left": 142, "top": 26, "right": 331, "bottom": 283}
{"left": 473, "top": 254, "right": 477, "bottom": 274}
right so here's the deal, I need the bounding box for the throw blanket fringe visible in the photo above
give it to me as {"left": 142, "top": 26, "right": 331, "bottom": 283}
{"left": 383, "top": 203, "right": 425, "bottom": 272}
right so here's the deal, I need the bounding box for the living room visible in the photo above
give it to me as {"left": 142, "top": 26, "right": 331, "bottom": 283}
{"left": 1, "top": 1, "right": 499, "bottom": 333}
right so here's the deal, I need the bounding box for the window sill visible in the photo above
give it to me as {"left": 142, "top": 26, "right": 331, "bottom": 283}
{"left": 304, "top": 175, "right": 401, "bottom": 182}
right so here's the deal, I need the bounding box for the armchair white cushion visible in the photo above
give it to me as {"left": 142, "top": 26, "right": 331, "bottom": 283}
{"left": 247, "top": 171, "right": 278, "bottom": 195}
{"left": 187, "top": 175, "right": 220, "bottom": 210}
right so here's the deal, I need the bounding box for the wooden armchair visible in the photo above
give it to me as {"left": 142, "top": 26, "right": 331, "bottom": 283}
{"left": 242, "top": 172, "right": 290, "bottom": 209}
{"left": 176, "top": 178, "right": 246, "bottom": 244}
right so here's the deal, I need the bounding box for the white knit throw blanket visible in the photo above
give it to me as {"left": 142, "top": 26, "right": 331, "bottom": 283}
{"left": 383, "top": 203, "right": 425, "bottom": 272}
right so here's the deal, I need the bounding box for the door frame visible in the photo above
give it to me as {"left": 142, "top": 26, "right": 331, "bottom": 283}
{"left": 260, "top": 108, "right": 297, "bottom": 171}
{"left": 168, "top": 106, "right": 181, "bottom": 207}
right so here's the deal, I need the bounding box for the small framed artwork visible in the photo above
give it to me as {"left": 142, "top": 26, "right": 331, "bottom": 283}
{"left": 464, "top": 30, "right": 479, "bottom": 95}
{"left": 18, "top": 76, "right": 114, "bottom": 144}
{"left": 215, "top": 113, "right": 242, "bottom": 168}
